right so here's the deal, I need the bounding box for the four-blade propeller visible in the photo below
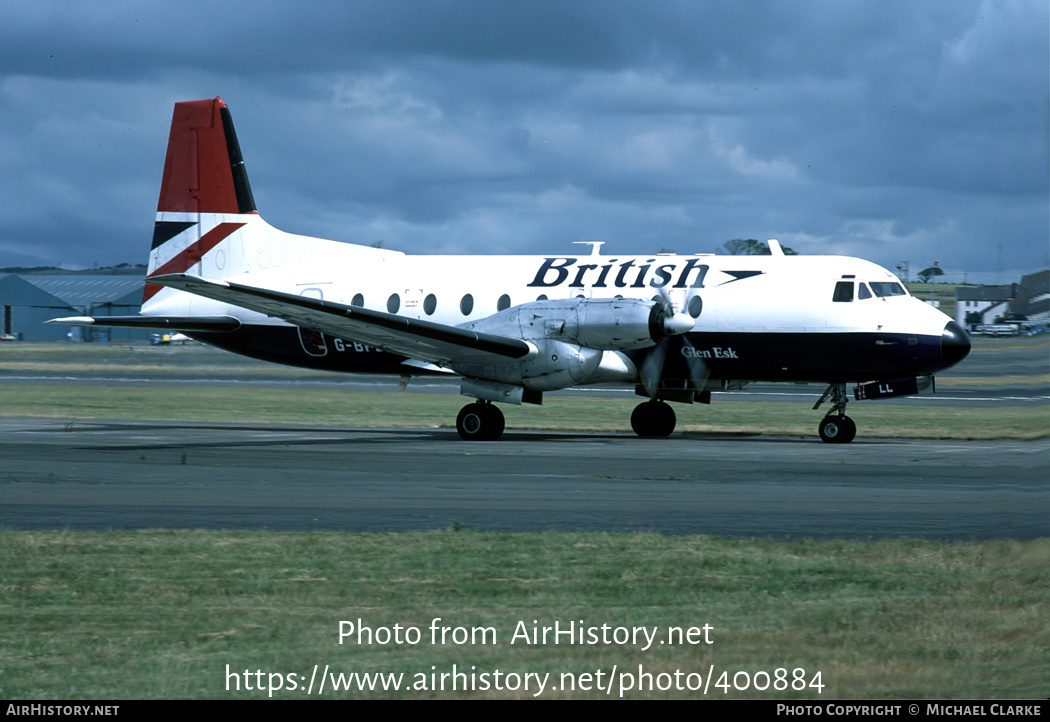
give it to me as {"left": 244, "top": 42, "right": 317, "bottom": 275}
{"left": 640, "top": 288, "right": 709, "bottom": 400}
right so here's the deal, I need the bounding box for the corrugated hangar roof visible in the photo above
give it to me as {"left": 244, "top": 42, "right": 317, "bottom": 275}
{"left": 955, "top": 285, "right": 1015, "bottom": 302}
{"left": 13, "top": 275, "right": 144, "bottom": 306}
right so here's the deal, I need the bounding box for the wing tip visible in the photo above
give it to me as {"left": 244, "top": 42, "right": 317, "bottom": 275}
{"left": 46, "top": 316, "right": 96, "bottom": 325}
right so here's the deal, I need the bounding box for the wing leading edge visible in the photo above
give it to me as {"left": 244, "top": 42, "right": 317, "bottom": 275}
{"left": 147, "top": 273, "right": 536, "bottom": 367}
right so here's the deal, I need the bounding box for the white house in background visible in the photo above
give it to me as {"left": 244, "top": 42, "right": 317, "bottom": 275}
{"left": 954, "top": 270, "right": 1050, "bottom": 328}
{"left": 955, "top": 284, "right": 1016, "bottom": 327}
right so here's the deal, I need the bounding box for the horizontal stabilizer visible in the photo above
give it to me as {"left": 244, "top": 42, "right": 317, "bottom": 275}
{"left": 147, "top": 273, "right": 535, "bottom": 366}
{"left": 46, "top": 315, "right": 242, "bottom": 333}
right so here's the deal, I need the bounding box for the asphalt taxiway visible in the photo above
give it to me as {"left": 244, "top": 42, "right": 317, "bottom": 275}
{"left": 1, "top": 418, "right": 1045, "bottom": 540}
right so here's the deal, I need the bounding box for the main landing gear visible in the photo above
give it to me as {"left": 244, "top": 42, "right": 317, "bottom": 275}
{"left": 631, "top": 400, "right": 676, "bottom": 438}
{"left": 456, "top": 401, "right": 505, "bottom": 441}
{"left": 814, "top": 382, "right": 857, "bottom": 444}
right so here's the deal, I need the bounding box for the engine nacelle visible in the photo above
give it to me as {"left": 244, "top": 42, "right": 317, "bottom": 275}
{"left": 450, "top": 297, "right": 691, "bottom": 392}
{"left": 464, "top": 297, "right": 671, "bottom": 350}
{"left": 452, "top": 338, "right": 603, "bottom": 391}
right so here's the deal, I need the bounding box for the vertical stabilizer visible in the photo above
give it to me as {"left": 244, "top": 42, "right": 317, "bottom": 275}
{"left": 156, "top": 97, "right": 256, "bottom": 215}
{"left": 146, "top": 97, "right": 257, "bottom": 304}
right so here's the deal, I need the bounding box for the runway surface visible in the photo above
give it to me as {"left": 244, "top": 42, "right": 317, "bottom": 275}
{"left": 2, "top": 418, "right": 1046, "bottom": 540}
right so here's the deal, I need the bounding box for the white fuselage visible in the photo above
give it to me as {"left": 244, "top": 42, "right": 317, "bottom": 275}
{"left": 144, "top": 214, "right": 948, "bottom": 343}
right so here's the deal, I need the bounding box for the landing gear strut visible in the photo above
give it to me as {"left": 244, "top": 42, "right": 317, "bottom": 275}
{"left": 631, "top": 400, "right": 676, "bottom": 438}
{"left": 456, "top": 401, "right": 505, "bottom": 441}
{"left": 814, "top": 382, "right": 857, "bottom": 444}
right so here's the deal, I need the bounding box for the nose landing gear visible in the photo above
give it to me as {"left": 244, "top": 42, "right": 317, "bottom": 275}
{"left": 814, "top": 382, "right": 857, "bottom": 444}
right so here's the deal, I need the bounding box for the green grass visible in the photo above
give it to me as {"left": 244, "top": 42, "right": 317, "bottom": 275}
{"left": 2, "top": 344, "right": 1046, "bottom": 699}
{"left": 1, "top": 531, "right": 1046, "bottom": 699}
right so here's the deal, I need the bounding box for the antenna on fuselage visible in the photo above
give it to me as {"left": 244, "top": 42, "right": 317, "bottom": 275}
{"left": 767, "top": 239, "right": 785, "bottom": 256}
{"left": 573, "top": 241, "right": 605, "bottom": 256}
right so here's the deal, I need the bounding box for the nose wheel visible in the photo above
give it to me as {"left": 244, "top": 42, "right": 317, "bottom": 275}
{"left": 814, "top": 382, "right": 857, "bottom": 444}
{"left": 456, "top": 401, "right": 505, "bottom": 441}
{"left": 818, "top": 414, "right": 856, "bottom": 444}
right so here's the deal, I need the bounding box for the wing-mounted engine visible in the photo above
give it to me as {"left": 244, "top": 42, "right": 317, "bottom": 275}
{"left": 524, "top": 296, "right": 691, "bottom": 350}
{"left": 450, "top": 297, "right": 693, "bottom": 392}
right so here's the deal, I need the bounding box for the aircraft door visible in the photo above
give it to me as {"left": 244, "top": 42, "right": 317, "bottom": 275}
{"left": 297, "top": 287, "right": 328, "bottom": 357}
{"left": 824, "top": 280, "right": 854, "bottom": 330}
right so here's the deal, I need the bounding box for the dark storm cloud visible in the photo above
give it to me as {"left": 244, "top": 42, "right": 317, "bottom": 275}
{"left": 0, "top": 1, "right": 1046, "bottom": 282}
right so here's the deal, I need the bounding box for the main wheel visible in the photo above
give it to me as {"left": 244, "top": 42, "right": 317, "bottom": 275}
{"left": 631, "top": 400, "right": 676, "bottom": 438}
{"left": 456, "top": 402, "right": 505, "bottom": 441}
{"left": 486, "top": 404, "right": 505, "bottom": 440}
{"left": 818, "top": 415, "right": 856, "bottom": 444}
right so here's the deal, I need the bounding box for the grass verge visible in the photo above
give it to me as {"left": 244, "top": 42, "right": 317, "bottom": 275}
{"left": 1, "top": 531, "right": 1046, "bottom": 699}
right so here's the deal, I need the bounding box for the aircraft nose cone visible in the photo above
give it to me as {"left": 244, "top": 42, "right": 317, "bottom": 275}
{"left": 941, "top": 320, "right": 971, "bottom": 368}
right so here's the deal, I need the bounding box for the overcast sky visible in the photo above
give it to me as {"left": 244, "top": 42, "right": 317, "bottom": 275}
{"left": 1, "top": 1, "right": 1046, "bottom": 284}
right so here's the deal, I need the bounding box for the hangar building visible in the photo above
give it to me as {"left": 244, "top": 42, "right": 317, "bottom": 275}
{"left": 0, "top": 274, "right": 153, "bottom": 342}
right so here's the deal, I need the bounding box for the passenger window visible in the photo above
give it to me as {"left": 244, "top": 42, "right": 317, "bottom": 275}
{"left": 351, "top": 293, "right": 364, "bottom": 307}
{"left": 387, "top": 293, "right": 400, "bottom": 314}
{"left": 460, "top": 294, "right": 474, "bottom": 315}
{"left": 497, "top": 294, "right": 510, "bottom": 311}
{"left": 423, "top": 293, "right": 437, "bottom": 315}
{"left": 688, "top": 295, "right": 703, "bottom": 318}
{"left": 858, "top": 283, "right": 872, "bottom": 300}
{"left": 833, "top": 281, "right": 854, "bottom": 302}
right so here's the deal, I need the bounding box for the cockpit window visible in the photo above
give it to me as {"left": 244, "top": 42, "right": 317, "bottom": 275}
{"left": 869, "top": 282, "right": 907, "bottom": 298}
{"left": 858, "top": 283, "right": 872, "bottom": 300}
{"left": 833, "top": 281, "right": 854, "bottom": 302}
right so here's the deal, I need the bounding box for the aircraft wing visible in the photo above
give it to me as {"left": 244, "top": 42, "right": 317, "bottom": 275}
{"left": 46, "top": 315, "right": 242, "bottom": 333}
{"left": 147, "top": 273, "right": 535, "bottom": 366}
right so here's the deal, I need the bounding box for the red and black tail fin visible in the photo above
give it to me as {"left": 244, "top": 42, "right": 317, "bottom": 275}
{"left": 145, "top": 98, "right": 257, "bottom": 304}
{"left": 156, "top": 96, "right": 256, "bottom": 215}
